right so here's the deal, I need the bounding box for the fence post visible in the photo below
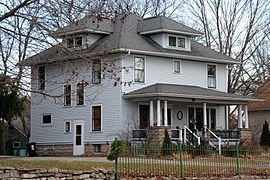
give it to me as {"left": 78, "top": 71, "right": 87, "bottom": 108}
{"left": 235, "top": 142, "right": 240, "bottom": 176}
{"left": 115, "top": 138, "right": 118, "bottom": 180}
{"left": 179, "top": 140, "right": 184, "bottom": 178}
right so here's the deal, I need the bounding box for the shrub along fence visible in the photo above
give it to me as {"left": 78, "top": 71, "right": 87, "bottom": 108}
{"left": 116, "top": 142, "right": 270, "bottom": 178}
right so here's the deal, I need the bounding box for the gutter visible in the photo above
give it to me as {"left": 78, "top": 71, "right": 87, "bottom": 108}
{"left": 139, "top": 29, "right": 203, "bottom": 37}
{"left": 114, "top": 48, "right": 240, "bottom": 64}
{"left": 122, "top": 92, "right": 261, "bottom": 102}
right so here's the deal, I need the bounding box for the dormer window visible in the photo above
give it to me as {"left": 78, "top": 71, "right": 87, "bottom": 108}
{"left": 169, "top": 36, "right": 177, "bottom": 46}
{"left": 168, "top": 35, "right": 186, "bottom": 49}
{"left": 75, "top": 36, "right": 82, "bottom": 47}
{"left": 66, "top": 36, "right": 83, "bottom": 48}
{"left": 177, "top": 38, "right": 185, "bottom": 48}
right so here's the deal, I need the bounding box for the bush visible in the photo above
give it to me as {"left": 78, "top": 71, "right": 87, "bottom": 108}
{"left": 260, "top": 121, "right": 270, "bottom": 147}
{"left": 161, "top": 129, "right": 177, "bottom": 156}
{"left": 107, "top": 139, "right": 126, "bottom": 161}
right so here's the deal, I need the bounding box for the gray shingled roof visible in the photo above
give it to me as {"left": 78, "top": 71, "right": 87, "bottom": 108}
{"left": 138, "top": 16, "right": 203, "bottom": 35}
{"left": 123, "top": 83, "right": 259, "bottom": 102}
{"left": 54, "top": 16, "right": 114, "bottom": 36}
{"left": 21, "top": 13, "right": 237, "bottom": 66}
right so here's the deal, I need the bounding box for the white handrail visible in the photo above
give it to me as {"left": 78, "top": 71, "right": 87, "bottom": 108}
{"left": 208, "top": 128, "right": 221, "bottom": 155}
{"left": 184, "top": 125, "right": 201, "bottom": 145}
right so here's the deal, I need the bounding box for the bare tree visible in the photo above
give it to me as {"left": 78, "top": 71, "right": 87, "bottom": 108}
{"left": 185, "top": 0, "right": 270, "bottom": 95}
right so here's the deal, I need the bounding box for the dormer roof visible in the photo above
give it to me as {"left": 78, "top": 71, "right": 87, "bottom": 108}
{"left": 54, "top": 16, "right": 114, "bottom": 37}
{"left": 138, "top": 16, "right": 203, "bottom": 37}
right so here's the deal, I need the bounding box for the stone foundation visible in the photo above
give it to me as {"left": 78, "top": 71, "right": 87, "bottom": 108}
{"left": 0, "top": 167, "right": 115, "bottom": 180}
{"left": 36, "top": 144, "right": 110, "bottom": 156}
{"left": 239, "top": 129, "right": 252, "bottom": 145}
{"left": 147, "top": 126, "right": 171, "bottom": 146}
{"left": 36, "top": 144, "right": 73, "bottom": 156}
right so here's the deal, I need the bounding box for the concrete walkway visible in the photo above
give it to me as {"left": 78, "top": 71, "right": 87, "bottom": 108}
{"left": 0, "top": 156, "right": 110, "bottom": 162}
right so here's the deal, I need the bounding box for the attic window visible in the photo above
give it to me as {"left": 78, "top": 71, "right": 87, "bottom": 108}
{"left": 169, "top": 36, "right": 176, "bottom": 46}
{"left": 75, "top": 36, "right": 82, "bottom": 47}
{"left": 66, "top": 36, "right": 82, "bottom": 48}
{"left": 168, "top": 35, "right": 186, "bottom": 49}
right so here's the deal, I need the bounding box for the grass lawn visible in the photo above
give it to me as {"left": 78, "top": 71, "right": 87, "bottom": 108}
{"left": 0, "top": 160, "right": 114, "bottom": 170}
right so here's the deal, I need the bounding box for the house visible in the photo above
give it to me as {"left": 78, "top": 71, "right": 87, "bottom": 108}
{"left": 20, "top": 13, "right": 259, "bottom": 156}
{"left": 248, "top": 77, "right": 270, "bottom": 142}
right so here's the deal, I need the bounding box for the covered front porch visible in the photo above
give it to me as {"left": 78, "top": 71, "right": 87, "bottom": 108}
{"left": 123, "top": 83, "right": 259, "bottom": 147}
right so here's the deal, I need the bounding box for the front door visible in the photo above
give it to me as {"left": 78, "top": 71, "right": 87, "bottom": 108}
{"left": 139, "top": 105, "right": 150, "bottom": 129}
{"left": 73, "top": 120, "right": 84, "bottom": 155}
{"left": 188, "top": 107, "right": 216, "bottom": 132}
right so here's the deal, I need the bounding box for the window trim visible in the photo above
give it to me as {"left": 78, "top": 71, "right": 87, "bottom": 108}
{"left": 38, "top": 65, "right": 46, "bottom": 91}
{"left": 76, "top": 81, "right": 85, "bottom": 106}
{"left": 172, "top": 60, "right": 181, "bottom": 74}
{"left": 207, "top": 64, "right": 217, "bottom": 89}
{"left": 13, "top": 141, "right": 21, "bottom": 149}
{"left": 66, "top": 36, "right": 83, "bottom": 48}
{"left": 64, "top": 120, "right": 72, "bottom": 133}
{"left": 64, "top": 84, "right": 72, "bottom": 107}
{"left": 167, "top": 34, "right": 187, "bottom": 50}
{"left": 133, "top": 56, "right": 146, "bottom": 83}
{"left": 91, "top": 104, "right": 102, "bottom": 132}
{"left": 41, "top": 113, "right": 52, "bottom": 126}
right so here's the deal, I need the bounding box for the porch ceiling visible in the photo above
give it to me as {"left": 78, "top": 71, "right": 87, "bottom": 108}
{"left": 123, "top": 83, "right": 262, "bottom": 105}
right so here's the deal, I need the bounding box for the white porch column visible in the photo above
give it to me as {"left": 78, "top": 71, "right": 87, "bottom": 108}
{"left": 244, "top": 105, "right": 249, "bottom": 129}
{"left": 238, "top": 105, "right": 243, "bottom": 129}
{"left": 157, "top": 100, "right": 161, "bottom": 126}
{"left": 225, "top": 105, "right": 229, "bottom": 130}
{"left": 164, "top": 100, "right": 168, "bottom": 126}
{"left": 150, "top": 100, "right": 154, "bottom": 126}
{"left": 203, "top": 103, "right": 207, "bottom": 129}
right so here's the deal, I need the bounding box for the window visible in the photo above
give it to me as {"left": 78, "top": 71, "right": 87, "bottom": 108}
{"left": 173, "top": 60, "right": 181, "bottom": 73}
{"left": 134, "top": 57, "right": 145, "bottom": 83}
{"left": 207, "top": 64, "right": 216, "bottom": 88}
{"left": 169, "top": 36, "right": 176, "bottom": 46}
{"left": 177, "top": 37, "right": 185, "bottom": 48}
{"left": 13, "top": 142, "right": 21, "bottom": 149}
{"left": 66, "top": 36, "right": 82, "bottom": 48}
{"left": 42, "top": 114, "right": 52, "bottom": 125}
{"left": 92, "top": 60, "right": 101, "bottom": 84}
{"left": 64, "top": 121, "right": 71, "bottom": 133}
{"left": 38, "top": 66, "right": 45, "bottom": 90}
{"left": 75, "top": 36, "right": 82, "bottom": 47}
{"left": 168, "top": 35, "right": 186, "bottom": 48}
{"left": 93, "top": 144, "right": 101, "bottom": 153}
{"left": 67, "top": 38, "right": 74, "bottom": 48}
{"left": 64, "top": 84, "right": 71, "bottom": 106}
{"left": 92, "top": 106, "right": 101, "bottom": 131}
{"left": 76, "top": 82, "right": 84, "bottom": 105}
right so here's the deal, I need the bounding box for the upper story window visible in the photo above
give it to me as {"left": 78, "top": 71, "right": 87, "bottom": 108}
{"left": 134, "top": 57, "right": 145, "bottom": 83}
{"left": 168, "top": 35, "right": 186, "bottom": 49}
{"left": 76, "top": 81, "right": 84, "bottom": 105}
{"left": 92, "top": 60, "right": 101, "bottom": 84}
{"left": 66, "top": 36, "right": 82, "bottom": 48}
{"left": 38, "top": 66, "right": 45, "bottom": 90}
{"left": 64, "top": 84, "right": 71, "bottom": 106}
{"left": 207, "top": 64, "right": 216, "bottom": 88}
{"left": 173, "top": 60, "right": 181, "bottom": 74}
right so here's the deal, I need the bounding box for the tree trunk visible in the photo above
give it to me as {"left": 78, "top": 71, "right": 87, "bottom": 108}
{"left": 0, "top": 119, "right": 6, "bottom": 155}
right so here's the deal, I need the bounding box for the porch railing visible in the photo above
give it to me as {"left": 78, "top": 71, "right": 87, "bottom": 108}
{"left": 183, "top": 125, "right": 201, "bottom": 146}
{"left": 208, "top": 128, "right": 221, "bottom": 155}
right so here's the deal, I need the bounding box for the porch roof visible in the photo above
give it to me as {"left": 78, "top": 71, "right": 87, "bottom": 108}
{"left": 123, "top": 83, "right": 261, "bottom": 104}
